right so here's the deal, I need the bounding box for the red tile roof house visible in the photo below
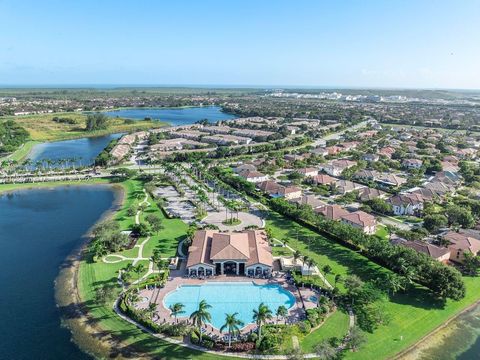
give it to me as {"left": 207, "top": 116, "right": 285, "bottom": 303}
{"left": 296, "top": 167, "right": 318, "bottom": 178}
{"left": 237, "top": 169, "right": 268, "bottom": 183}
{"left": 256, "top": 181, "right": 302, "bottom": 200}
{"left": 340, "top": 211, "right": 377, "bottom": 234}
{"left": 391, "top": 236, "right": 451, "bottom": 263}
{"left": 387, "top": 193, "right": 425, "bottom": 216}
{"left": 443, "top": 230, "right": 480, "bottom": 264}
{"left": 316, "top": 204, "right": 350, "bottom": 220}
{"left": 358, "top": 187, "right": 387, "bottom": 202}
{"left": 311, "top": 174, "right": 337, "bottom": 185}
{"left": 186, "top": 230, "right": 273, "bottom": 276}
{"left": 379, "top": 146, "right": 396, "bottom": 158}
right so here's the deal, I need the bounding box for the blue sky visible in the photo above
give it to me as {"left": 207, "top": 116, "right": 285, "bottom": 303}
{"left": 0, "top": 0, "right": 479, "bottom": 89}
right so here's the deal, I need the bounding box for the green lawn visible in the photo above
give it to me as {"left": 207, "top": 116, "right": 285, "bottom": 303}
{"left": 76, "top": 179, "right": 235, "bottom": 359}
{"left": 265, "top": 208, "right": 480, "bottom": 359}
{"left": 0, "top": 178, "right": 111, "bottom": 194}
{"left": 0, "top": 140, "right": 41, "bottom": 162}
{"left": 301, "top": 310, "right": 350, "bottom": 352}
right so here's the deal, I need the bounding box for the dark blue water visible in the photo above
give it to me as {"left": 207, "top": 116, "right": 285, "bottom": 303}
{"left": 0, "top": 186, "right": 115, "bottom": 360}
{"left": 103, "top": 106, "right": 235, "bottom": 126}
{"left": 28, "top": 133, "right": 122, "bottom": 167}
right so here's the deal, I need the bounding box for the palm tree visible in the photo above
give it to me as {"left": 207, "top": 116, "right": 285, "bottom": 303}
{"left": 169, "top": 302, "right": 185, "bottom": 323}
{"left": 276, "top": 305, "right": 288, "bottom": 324}
{"left": 148, "top": 302, "right": 157, "bottom": 319}
{"left": 293, "top": 250, "right": 301, "bottom": 265}
{"left": 190, "top": 300, "right": 212, "bottom": 343}
{"left": 252, "top": 302, "right": 272, "bottom": 340}
{"left": 220, "top": 313, "right": 244, "bottom": 348}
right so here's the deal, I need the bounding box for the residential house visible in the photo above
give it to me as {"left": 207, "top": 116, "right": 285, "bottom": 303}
{"left": 340, "top": 211, "right": 377, "bottom": 234}
{"left": 403, "top": 159, "right": 423, "bottom": 170}
{"left": 358, "top": 188, "right": 387, "bottom": 202}
{"left": 316, "top": 204, "right": 350, "bottom": 220}
{"left": 297, "top": 167, "right": 318, "bottom": 178}
{"left": 334, "top": 180, "right": 366, "bottom": 195}
{"left": 388, "top": 193, "right": 425, "bottom": 216}
{"left": 311, "top": 174, "right": 337, "bottom": 185}
{"left": 320, "top": 159, "right": 357, "bottom": 177}
{"left": 238, "top": 169, "right": 268, "bottom": 183}
{"left": 362, "top": 153, "right": 380, "bottom": 162}
{"left": 290, "top": 195, "right": 327, "bottom": 210}
{"left": 391, "top": 236, "right": 451, "bottom": 263}
{"left": 442, "top": 230, "right": 480, "bottom": 264}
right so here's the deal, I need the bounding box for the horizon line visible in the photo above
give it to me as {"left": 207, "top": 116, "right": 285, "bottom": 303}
{"left": 0, "top": 84, "right": 479, "bottom": 92}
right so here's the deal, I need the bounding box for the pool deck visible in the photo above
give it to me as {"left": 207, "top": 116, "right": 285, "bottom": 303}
{"left": 136, "top": 261, "right": 315, "bottom": 338}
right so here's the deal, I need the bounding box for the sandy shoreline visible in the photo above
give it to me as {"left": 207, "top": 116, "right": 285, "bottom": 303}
{"left": 43, "top": 183, "right": 480, "bottom": 360}
{"left": 53, "top": 183, "right": 151, "bottom": 360}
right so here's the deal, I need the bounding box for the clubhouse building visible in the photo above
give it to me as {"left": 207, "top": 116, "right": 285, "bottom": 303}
{"left": 186, "top": 230, "right": 273, "bottom": 277}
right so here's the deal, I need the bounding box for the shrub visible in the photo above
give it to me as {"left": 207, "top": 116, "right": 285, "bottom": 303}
{"left": 297, "top": 320, "right": 312, "bottom": 334}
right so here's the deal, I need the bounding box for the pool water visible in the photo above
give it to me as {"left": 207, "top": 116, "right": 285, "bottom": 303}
{"left": 163, "top": 282, "right": 295, "bottom": 329}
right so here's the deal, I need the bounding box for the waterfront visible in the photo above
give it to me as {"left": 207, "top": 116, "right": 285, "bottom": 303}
{"left": 27, "top": 133, "right": 122, "bottom": 167}
{"left": 0, "top": 186, "right": 116, "bottom": 359}
{"left": 400, "top": 303, "right": 480, "bottom": 360}
{"left": 103, "top": 106, "right": 235, "bottom": 126}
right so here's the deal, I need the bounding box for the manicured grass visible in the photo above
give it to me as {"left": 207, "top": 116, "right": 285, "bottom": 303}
{"left": 301, "top": 310, "right": 350, "bottom": 352}
{"left": 76, "top": 179, "right": 234, "bottom": 359}
{"left": 0, "top": 178, "right": 111, "bottom": 194}
{"left": 265, "top": 208, "right": 480, "bottom": 359}
{"left": 266, "top": 211, "right": 390, "bottom": 290}
{"left": 374, "top": 225, "right": 389, "bottom": 240}
{"left": 0, "top": 140, "right": 41, "bottom": 162}
{"left": 7, "top": 112, "right": 167, "bottom": 141}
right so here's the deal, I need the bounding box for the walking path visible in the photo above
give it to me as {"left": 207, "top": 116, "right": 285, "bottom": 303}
{"left": 272, "top": 238, "right": 333, "bottom": 289}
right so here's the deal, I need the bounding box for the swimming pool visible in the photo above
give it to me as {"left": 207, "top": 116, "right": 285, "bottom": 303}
{"left": 163, "top": 282, "right": 296, "bottom": 329}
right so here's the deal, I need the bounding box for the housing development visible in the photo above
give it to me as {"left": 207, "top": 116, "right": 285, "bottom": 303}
{"left": 2, "top": 87, "right": 480, "bottom": 360}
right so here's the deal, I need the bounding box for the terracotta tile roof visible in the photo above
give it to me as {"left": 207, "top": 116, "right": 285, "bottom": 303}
{"left": 316, "top": 205, "right": 349, "bottom": 220}
{"left": 210, "top": 233, "right": 250, "bottom": 260}
{"left": 311, "top": 174, "right": 337, "bottom": 185}
{"left": 186, "top": 230, "right": 273, "bottom": 268}
{"left": 340, "top": 211, "right": 376, "bottom": 227}
{"left": 444, "top": 230, "right": 480, "bottom": 255}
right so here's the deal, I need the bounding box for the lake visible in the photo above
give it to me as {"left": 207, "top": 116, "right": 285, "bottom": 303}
{"left": 28, "top": 133, "right": 122, "bottom": 167}
{"left": 400, "top": 303, "right": 480, "bottom": 360}
{"left": 0, "top": 186, "right": 116, "bottom": 360}
{"left": 103, "top": 106, "right": 236, "bottom": 126}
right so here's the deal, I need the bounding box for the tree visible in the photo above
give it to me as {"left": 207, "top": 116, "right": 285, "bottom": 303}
{"left": 334, "top": 274, "right": 343, "bottom": 287}
{"left": 190, "top": 300, "right": 212, "bottom": 343}
{"left": 423, "top": 214, "right": 448, "bottom": 233}
{"left": 446, "top": 205, "right": 475, "bottom": 228}
{"left": 220, "top": 312, "right": 244, "bottom": 347}
{"left": 252, "top": 302, "right": 273, "bottom": 340}
{"left": 111, "top": 167, "right": 137, "bottom": 179}
{"left": 85, "top": 112, "right": 109, "bottom": 131}
{"left": 133, "top": 264, "right": 145, "bottom": 284}
{"left": 169, "top": 302, "right": 185, "bottom": 323}
{"left": 314, "top": 339, "right": 336, "bottom": 359}
{"left": 348, "top": 326, "right": 367, "bottom": 351}
{"left": 148, "top": 303, "right": 157, "bottom": 319}
{"left": 94, "top": 282, "right": 116, "bottom": 304}
{"left": 462, "top": 253, "right": 480, "bottom": 276}
{"left": 276, "top": 305, "right": 288, "bottom": 324}
{"left": 367, "top": 198, "right": 393, "bottom": 215}
{"left": 145, "top": 214, "right": 163, "bottom": 233}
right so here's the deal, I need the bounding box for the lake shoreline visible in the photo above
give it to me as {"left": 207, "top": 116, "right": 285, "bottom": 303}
{"left": 394, "top": 298, "right": 480, "bottom": 359}
{"left": 53, "top": 182, "right": 150, "bottom": 360}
